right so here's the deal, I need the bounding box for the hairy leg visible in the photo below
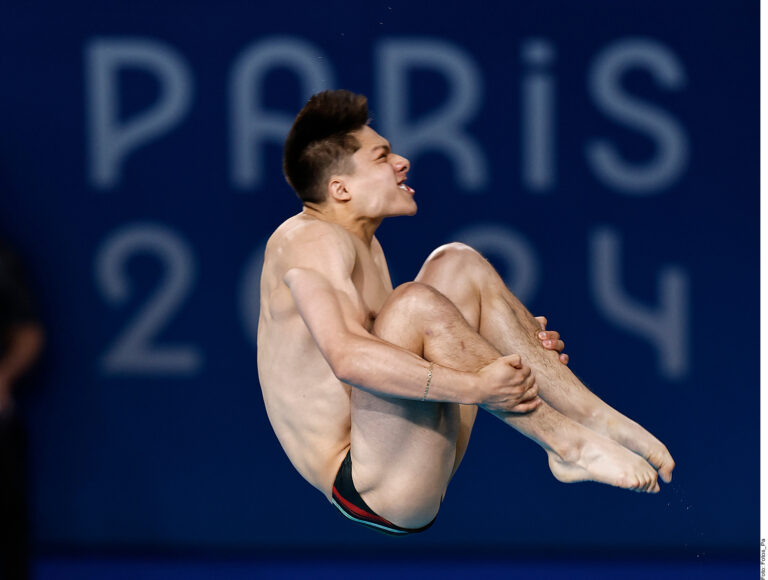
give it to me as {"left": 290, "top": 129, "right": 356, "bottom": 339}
{"left": 351, "top": 283, "right": 660, "bottom": 528}
{"left": 415, "top": 243, "right": 675, "bottom": 483}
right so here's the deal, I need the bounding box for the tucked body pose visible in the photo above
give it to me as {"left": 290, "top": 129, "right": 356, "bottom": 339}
{"left": 257, "top": 90, "right": 674, "bottom": 534}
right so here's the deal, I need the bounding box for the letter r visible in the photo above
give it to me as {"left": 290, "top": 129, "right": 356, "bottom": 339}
{"left": 376, "top": 38, "right": 487, "bottom": 192}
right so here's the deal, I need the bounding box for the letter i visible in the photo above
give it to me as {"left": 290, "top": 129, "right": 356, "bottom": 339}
{"left": 521, "top": 39, "right": 556, "bottom": 193}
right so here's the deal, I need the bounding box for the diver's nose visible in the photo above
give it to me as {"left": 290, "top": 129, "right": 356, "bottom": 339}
{"left": 392, "top": 153, "right": 410, "bottom": 175}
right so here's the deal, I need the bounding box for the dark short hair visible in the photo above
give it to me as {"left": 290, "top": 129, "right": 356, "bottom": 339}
{"left": 283, "top": 90, "right": 369, "bottom": 204}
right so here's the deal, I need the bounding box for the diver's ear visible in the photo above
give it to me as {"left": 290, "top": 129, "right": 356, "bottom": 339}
{"left": 327, "top": 177, "right": 351, "bottom": 202}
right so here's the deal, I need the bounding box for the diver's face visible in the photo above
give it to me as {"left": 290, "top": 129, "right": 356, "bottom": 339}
{"left": 342, "top": 126, "right": 416, "bottom": 218}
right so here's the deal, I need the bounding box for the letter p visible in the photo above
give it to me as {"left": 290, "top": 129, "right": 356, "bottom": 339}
{"left": 86, "top": 38, "right": 193, "bottom": 189}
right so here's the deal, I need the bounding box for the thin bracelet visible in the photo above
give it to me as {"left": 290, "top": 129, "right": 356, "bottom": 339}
{"left": 421, "top": 362, "right": 434, "bottom": 401}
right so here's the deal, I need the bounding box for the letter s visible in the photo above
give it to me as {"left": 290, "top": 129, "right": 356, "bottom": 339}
{"left": 586, "top": 38, "right": 688, "bottom": 194}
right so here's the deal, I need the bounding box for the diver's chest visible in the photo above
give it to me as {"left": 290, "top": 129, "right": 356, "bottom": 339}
{"left": 351, "top": 258, "right": 393, "bottom": 324}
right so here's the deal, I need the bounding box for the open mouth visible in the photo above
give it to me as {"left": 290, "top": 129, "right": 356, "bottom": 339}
{"left": 398, "top": 183, "right": 415, "bottom": 194}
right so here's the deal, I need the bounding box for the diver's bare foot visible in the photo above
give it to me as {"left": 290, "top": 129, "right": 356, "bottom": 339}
{"left": 547, "top": 431, "right": 660, "bottom": 493}
{"left": 601, "top": 412, "right": 675, "bottom": 483}
{"left": 578, "top": 408, "right": 675, "bottom": 484}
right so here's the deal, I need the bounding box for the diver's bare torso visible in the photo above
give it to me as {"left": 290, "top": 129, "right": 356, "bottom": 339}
{"left": 257, "top": 212, "right": 393, "bottom": 498}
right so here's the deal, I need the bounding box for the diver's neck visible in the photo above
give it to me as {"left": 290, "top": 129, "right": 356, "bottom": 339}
{"left": 302, "top": 205, "right": 381, "bottom": 246}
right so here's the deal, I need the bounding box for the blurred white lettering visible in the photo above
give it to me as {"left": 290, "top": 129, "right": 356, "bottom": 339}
{"left": 377, "top": 38, "right": 488, "bottom": 191}
{"left": 229, "top": 37, "right": 334, "bottom": 190}
{"left": 586, "top": 38, "right": 688, "bottom": 194}
{"left": 86, "top": 38, "right": 193, "bottom": 189}
{"left": 83, "top": 36, "right": 688, "bottom": 197}
{"left": 95, "top": 223, "right": 202, "bottom": 375}
{"left": 452, "top": 224, "right": 539, "bottom": 304}
{"left": 521, "top": 39, "right": 557, "bottom": 192}
{"left": 590, "top": 227, "right": 689, "bottom": 379}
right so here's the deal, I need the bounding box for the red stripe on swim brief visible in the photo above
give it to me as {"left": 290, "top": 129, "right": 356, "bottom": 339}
{"left": 332, "top": 486, "right": 398, "bottom": 528}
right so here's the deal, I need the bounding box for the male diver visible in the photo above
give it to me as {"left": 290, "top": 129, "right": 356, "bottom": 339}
{"left": 257, "top": 90, "right": 674, "bottom": 534}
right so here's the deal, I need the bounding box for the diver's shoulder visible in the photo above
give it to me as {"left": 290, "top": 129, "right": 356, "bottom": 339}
{"left": 272, "top": 213, "right": 352, "bottom": 245}
{"left": 266, "top": 214, "right": 355, "bottom": 263}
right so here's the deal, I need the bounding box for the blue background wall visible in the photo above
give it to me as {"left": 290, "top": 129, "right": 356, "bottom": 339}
{"left": 0, "top": 0, "right": 757, "bottom": 557}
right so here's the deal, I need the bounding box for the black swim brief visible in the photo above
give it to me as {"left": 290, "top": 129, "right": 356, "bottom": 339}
{"left": 331, "top": 450, "right": 436, "bottom": 536}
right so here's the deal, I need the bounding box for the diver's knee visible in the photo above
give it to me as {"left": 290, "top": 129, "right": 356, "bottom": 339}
{"left": 385, "top": 281, "right": 443, "bottom": 314}
{"left": 425, "top": 242, "right": 482, "bottom": 269}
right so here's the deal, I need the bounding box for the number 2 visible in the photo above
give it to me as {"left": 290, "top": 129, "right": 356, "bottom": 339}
{"left": 95, "top": 223, "right": 202, "bottom": 375}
